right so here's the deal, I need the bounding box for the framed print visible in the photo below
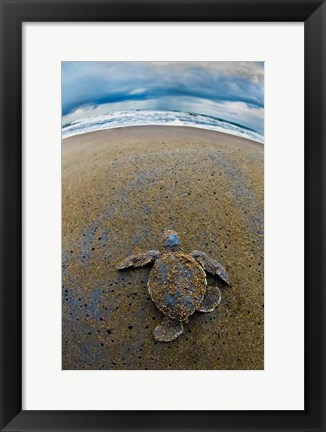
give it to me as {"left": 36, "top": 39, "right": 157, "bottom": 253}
{"left": 62, "top": 60, "right": 265, "bottom": 370}
{"left": 0, "top": 0, "right": 325, "bottom": 431}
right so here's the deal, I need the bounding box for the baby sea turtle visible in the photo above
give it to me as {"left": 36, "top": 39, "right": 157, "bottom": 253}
{"left": 116, "top": 229, "right": 229, "bottom": 342}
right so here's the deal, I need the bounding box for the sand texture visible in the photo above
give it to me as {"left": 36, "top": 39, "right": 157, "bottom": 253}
{"left": 62, "top": 126, "right": 264, "bottom": 370}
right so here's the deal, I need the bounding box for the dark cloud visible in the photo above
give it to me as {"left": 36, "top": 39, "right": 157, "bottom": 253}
{"left": 62, "top": 61, "right": 264, "bottom": 132}
{"left": 63, "top": 62, "right": 263, "bottom": 111}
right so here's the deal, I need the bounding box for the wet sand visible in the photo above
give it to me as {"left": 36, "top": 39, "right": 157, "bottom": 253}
{"left": 62, "top": 126, "right": 264, "bottom": 370}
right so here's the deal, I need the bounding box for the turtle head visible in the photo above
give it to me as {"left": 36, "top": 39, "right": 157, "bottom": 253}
{"left": 162, "top": 229, "right": 182, "bottom": 251}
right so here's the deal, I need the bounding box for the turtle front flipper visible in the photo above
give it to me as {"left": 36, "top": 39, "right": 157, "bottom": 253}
{"left": 197, "top": 286, "right": 221, "bottom": 312}
{"left": 190, "top": 250, "right": 229, "bottom": 285}
{"left": 116, "top": 250, "right": 160, "bottom": 270}
{"left": 154, "top": 318, "right": 184, "bottom": 342}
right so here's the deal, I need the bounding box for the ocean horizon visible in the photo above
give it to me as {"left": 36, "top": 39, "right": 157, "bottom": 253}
{"left": 62, "top": 109, "right": 264, "bottom": 144}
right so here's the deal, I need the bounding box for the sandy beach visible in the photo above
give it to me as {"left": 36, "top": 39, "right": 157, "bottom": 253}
{"left": 62, "top": 126, "right": 264, "bottom": 370}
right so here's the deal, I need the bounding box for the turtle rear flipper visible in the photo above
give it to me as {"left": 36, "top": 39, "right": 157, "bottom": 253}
{"left": 154, "top": 318, "right": 184, "bottom": 342}
{"left": 190, "top": 250, "right": 229, "bottom": 285}
{"left": 116, "top": 250, "right": 160, "bottom": 270}
{"left": 197, "top": 286, "right": 221, "bottom": 312}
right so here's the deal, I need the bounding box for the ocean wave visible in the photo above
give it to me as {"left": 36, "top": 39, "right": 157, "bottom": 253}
{"left": 62, "top": 110, "right": 264, "bottom": 144}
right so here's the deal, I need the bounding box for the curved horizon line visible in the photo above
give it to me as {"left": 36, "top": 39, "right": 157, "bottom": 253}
{"left": 62, "top": 108, "right": 261, "bottom": 135}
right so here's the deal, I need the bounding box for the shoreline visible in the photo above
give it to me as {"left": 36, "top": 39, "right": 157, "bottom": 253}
{"left": 62, "top": 124, "right": 264, "bottom": 147}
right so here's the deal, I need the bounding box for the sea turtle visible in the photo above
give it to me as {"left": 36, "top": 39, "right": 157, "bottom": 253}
{"left": 116, "top": 229, "right": 229, "bottom": 342}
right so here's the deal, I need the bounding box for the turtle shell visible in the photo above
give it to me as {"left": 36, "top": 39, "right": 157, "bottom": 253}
{"left": 148, "top": 252, "right": 207, "bottom": 321}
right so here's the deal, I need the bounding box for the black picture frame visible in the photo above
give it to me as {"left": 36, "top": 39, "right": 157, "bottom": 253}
{"left": 1, "top": 1, "right": 325, "bottom": 431}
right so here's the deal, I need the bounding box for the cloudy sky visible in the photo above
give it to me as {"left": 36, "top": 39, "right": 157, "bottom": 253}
{"left": 62, "top": 61, "right": 264, "bottom": 133}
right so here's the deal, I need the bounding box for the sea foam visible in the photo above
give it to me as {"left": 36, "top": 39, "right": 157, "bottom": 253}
{"left": 62, "top": 110, "right": 264, "bottom": 144}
